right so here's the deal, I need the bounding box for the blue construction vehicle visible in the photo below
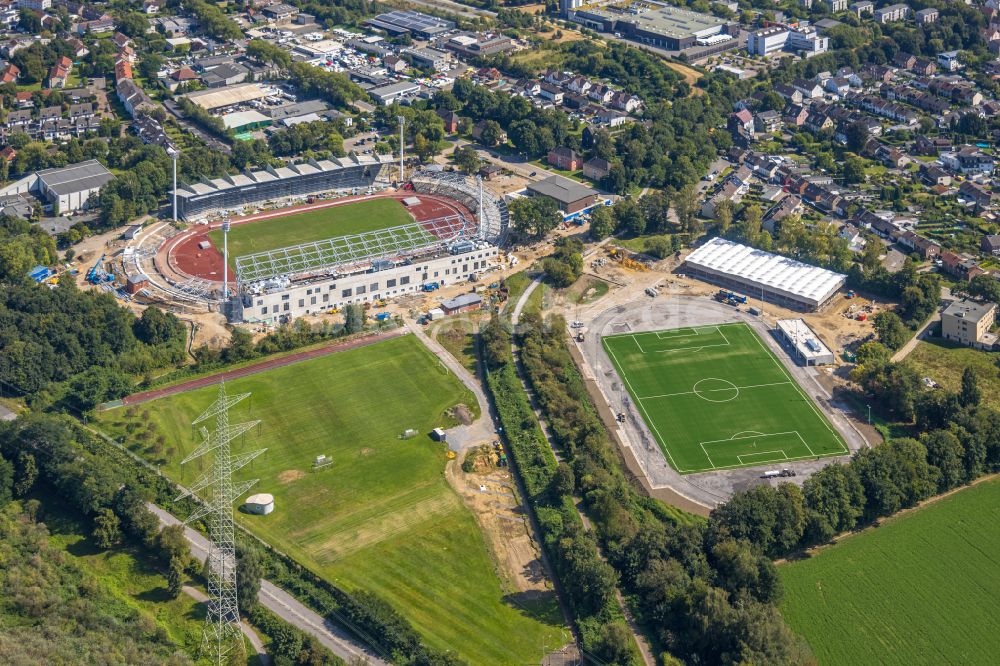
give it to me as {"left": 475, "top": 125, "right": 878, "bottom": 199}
{"left": 421, "top": 281, "right": 440, "bottom": 292}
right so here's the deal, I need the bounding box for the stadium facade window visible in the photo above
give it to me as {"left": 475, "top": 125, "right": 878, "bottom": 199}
{"left": 342, "top": 288, "right": 352, "bottom": 297}
{"left": 261, "top": 307, "right": 267, "bottom": 314}
{"left": 283, "top": 303, "right": 289, "bottom": 311}
{"left": 311, "top": 296, "right": 316, "bottom": 305}
{"left": 356, "top": 285, "right": 366, "bottom": 294}
{"left": 387, "top": 278, "right": 396, "bottom": 288}
{"left": 282, "top": 294, "right": 289, "bottom": 300}
{"left": 272, "top": 305, "right": 278, "bottom": 313}
{"left": 401, "top": 276, "right": 410, "bottom": 285}
{"left": 298, "top": 299, "right": 304, "bottom": 307}
{"left": 370, "top": 282, "right": 378, "bottom": 291}
{"left": 322, "top": 294, "right": 329, "bottom": 302}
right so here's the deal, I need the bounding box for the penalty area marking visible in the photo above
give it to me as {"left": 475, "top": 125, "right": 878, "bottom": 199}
{"left": 737, "top": 450, "right": 790, "bottom": 464}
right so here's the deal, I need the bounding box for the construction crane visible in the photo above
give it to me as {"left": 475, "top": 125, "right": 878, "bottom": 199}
{"left": 86, "top": 254, "right": 114, "bottom": 285}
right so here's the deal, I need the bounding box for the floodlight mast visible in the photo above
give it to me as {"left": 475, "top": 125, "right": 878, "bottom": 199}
{"left": 222, "top": 217, "right": 231, "bottom": 301}
{"left": 398, "top": 115, "right": 405, "bottom": 182}
{"left": 178, "top": 384, "right": 264, "bottom": 665}
{"left": 170, "top": 148, "right": 179, "bottom": 222}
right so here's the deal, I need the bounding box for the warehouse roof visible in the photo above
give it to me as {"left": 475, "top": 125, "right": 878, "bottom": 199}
{"left": 441, "top": 293, "right": 483, "bottom": 310}
{"left": 37, "top": 159, "right": 114, "bottom": 195}
{"left": 221, "top": 109, "right": 270, "bottom": 130}
{"left": 685, "top": 237, "right": 845, "bottom": 306}
{"left": 181, "top": 83, "right": 269, "bottom": 110}
{"left": 526, "top": 175, "right": 599, "bottom": 205}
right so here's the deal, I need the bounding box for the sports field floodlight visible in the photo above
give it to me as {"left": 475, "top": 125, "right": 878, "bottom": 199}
{"left": 397, "top": 115, "right": 405, "bottom": 182}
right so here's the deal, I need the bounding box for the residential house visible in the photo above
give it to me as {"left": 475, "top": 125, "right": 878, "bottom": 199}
{"left": 775, "top": 83, "right": 804, "bottom": 104}
{"left": 941, "top": 146, "right": 995, "bottom": 175}
{"left": 587, "top": 84, "right": 614, "bottom": 104}
{"left": 763, "top": 194, "right": 803, "bottom": 232}
{"left": 0, "top": 63, "right": 17, "bottom": 84}
{"left": 755, "top": 110, "right": 781, "bottom": 133}
{"left": 919, "top": 163, "right": 952, "bottom": 186}
{"left": 583, "top": 157, "right": 611, "bottom": 181}
{"left": 783, "top": 103, "right": 809, "bottom": 127}
{"left": 548, "top": 146, "right": 582, "bottom": 171}
{"left": 874, "top": 3, "right": 911, "bottom": 23}
{"left": 594, "top": 109, "right": 628, "bottom": 127}
{"left": 897, "top": 230, "right": 941, "bottom": 258}
{"left": 436, "top": 109, "right": 459, "bottom": 133}
{"left": 609, "top": 91, "right": 641, "bottom": 113}
{"left": 893, "top": 52, "right": 917, "bottom": 70}
{"left": 471, "top": 119, "right": 506, "bottom": 144}
{"left": 791, "top": 78, "right": 823, "bottom": 98}
{"left": 538, "top": 83, "right": 563, "bottom": 104}
{"left": 941, "top": 300, "right": 997, "bottom": 349}
{"left": 850, "top": 0, "right": 874, "bottom": 16}
{"left": 729, "top": 108, "right": 755, "bottom": 136}
{"left": 913, "top": 135, "right": 952, "bottom": 155}
{"left": 48, "top": 56, "right": 72, "bottom": 89}
{"left": 938, "top": 50, "right": 961, "bottom": 71}
{"left": 915, "top": 7, "right": 938, "bottom": 23}
{"left": 980, "top": 234, "right": 1000, "bottom": 256}
{"left": 940, "top": 251, "right": 985, "bottom": 281}
{"left": 912, "top": 58, "right": 936, "bottom": 76}
{"left": 111, "top": 32, "right": 131, "bottom": 50}
{"left": 384, "top": 55, "right": 407, "bottom": 73}
{"left": 958, "top": 180, "right": 994, "bottom": 210}
{"left": 824, "top": 76, "right": 851, "bottom": 95}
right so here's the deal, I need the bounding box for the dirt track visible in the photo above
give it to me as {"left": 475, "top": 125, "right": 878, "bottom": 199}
{"left": 122, "top": 329, "right": 404, "bottom": 405}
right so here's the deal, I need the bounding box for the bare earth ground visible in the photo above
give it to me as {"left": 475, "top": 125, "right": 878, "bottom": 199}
{"left": 445, "top": 458, "right": 551, "bottom": 595}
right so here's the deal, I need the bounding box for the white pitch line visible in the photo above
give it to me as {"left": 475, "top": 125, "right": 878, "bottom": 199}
{"left": 637, "top": 380, "right": 790, "bottom": 401}
{"left": 699, "top": 442, "right": 717, "bottom": 469}
{"left": 737, "top": 450, "right": 789, "bottom": 464}
{"left": 631, "top": 334, "right": 646, "bottom": 354}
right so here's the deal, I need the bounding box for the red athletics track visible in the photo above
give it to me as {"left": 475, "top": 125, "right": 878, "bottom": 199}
{"left": 160, "top": 192, "right": 474, "bottom": 287}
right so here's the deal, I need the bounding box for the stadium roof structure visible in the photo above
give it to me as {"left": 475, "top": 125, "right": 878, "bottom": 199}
{"left": 684, "top": 237, "right": 846, "bottom": 309}
{"left": 181, "top": 83, "right": 269, "bottom": 111}
{"left": 235, "top": 214, "right": 476, "bottom": 284}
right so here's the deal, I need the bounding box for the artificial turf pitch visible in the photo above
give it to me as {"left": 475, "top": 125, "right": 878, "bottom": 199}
{"left": 101, "top": 335, "right": 565, "bottom": 664}
{"left": 207, "top": 198, "right": 420, "bottom": 258}
{"left": 602, "top": 322, "right": 847, "bottom": 474}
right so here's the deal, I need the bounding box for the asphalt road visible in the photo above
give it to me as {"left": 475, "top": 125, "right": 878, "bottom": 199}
{"left": 147, "top": 504, "right": 390, "bottom": 666}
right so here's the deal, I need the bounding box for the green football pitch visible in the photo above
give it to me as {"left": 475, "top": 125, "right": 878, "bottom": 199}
{"left": 207, "top": 198, "right": 422, "bottom": 260}
{"left": 602, "top": 322, "right": 848, "bottom": 474}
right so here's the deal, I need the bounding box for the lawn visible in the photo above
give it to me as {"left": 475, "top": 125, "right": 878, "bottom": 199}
{"left": 569, "top": 277, "right": 610, "bottom": 305}
{"left": 99, "top": 335, "right": 565, "bottom": 664}
{"left": 208, "top": 198, "right": 418, "bottom": 259}
{"left": 905, "top": 337, "right": 1000, "bottom": 411}
{"left": 602, "top": 323, "right": 848, "bottom": 473}
{"left": 780, "top": 478, "right": 1000, "bottom": 665}
{"left": 433, "top": 317, "right": 480, "bottom": 376}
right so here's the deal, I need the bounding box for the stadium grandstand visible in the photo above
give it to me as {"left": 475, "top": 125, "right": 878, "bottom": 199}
{"left": 175, "top": 154, "right": 395, "bottom": 221}
{"left": 235, "top": 171, "right": 509, "bottom": 323}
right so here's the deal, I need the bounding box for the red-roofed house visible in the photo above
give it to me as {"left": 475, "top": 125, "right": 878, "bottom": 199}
{"left": 1, "top": 63, "right": 19, "bottom": 84}
{"left": 115, "top": 59, "right": 133, "bottom": 82}
{"left": 48, "top": 56, "right": 72, "bottom": 89}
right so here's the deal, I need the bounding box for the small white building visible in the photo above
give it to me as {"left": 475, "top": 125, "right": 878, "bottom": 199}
{"left": 776, "top": 319, "right": 835, "bottom": 365}
{"left": 244, "top": 493, "right": 275, "bottom": 515}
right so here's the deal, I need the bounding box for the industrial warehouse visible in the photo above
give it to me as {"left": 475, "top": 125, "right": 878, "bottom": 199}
{"left": 174, "top": 154, "right": 395, "bottom": 220}
{"left": 568, "top": 2, "right": 737, "bottom": 52}
{"left": 683, "top": 237, "right": 846, "bottom": 311}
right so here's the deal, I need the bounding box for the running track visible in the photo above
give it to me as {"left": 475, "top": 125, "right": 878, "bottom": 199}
{"left": 122, "top": 329, "right": 405, "bottom": 406}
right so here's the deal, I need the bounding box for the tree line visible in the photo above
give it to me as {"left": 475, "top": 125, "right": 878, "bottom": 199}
{"left": 0, "top": 278, "right": 186, "bottom": 411}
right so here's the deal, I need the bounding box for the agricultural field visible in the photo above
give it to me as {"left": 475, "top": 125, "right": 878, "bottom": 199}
{"left": 100, "top": 335, "right": 566, "bottom": 664}
{"left": 780, "top": 478, "right": 1000, "bottom": 665}
{"left": 905, "top": 337, "right": 1000, "bottom": 411}
{"left": 207, "top": 198, "right": 418, "bottom": 258}
{"left": 602, "top": 323, "right": 848, "bottom": 473}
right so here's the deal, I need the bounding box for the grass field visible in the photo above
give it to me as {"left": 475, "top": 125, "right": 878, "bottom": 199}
{"left": 208, "top": 198, "right": 419, "bottom": 259}
{"left": 905, "top": 337, "right": 1000, "bottom": 411}
{"left": 780, "top": 478, "right": 1000, "bottom": 665}
{"left": 602, "top": 323, "right": 848, "bottom": 474}
{"left": 100, "top": 335, "right": 565, "bottom": 664}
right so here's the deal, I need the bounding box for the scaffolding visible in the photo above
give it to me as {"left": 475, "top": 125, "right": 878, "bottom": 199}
{"left": 234, "top": 213, "right": 474, "bottom": 284}
{"left": 410, "top": 170, "right": 509, "bottom": 245}
{"left": 178, "top": 384, "right": 265, "bottom": 665}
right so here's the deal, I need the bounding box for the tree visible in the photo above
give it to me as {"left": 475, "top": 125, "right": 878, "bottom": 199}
{"left": 167, "top": 556, "right": 185, "bottom": 599}
{"left": 509, "top": 196, "right": 561, "bottom": 238}
{"left": 236, "top": 546, "right": 264, "bottom": 613}
{"left": 922, "top": 430, "right": 965, "bottom": 492}
{"left": 92, "top": 508, "right": 122, "bottom": 549}
{"left": 715, "top": 199, "right": 733, "bottom": 234}
{"left": 842, "top": 157, "right": 867, "bottom": 185}
{"left": 542, "top": 237, "right": 584, "bottom": 288}
{"left": 454, "top": 145, "right": 480, "bottom": 174}
{"left": 674, "top": 184, "right": 699, "bottom": 233}
{"left": 854, "top": 341, "right": 891, "bottom": 368}
{"left": 344, "top": 304, "right": 366, "bottom": 334}
{"left": 737, "top": 203, "right": 763, "bottom": 245}
{"left": 13, "top": 451, "right": 36, "bottom": 497}
{"left": 478, "top": 120, "right": 504, "bottom": 148}
{"left": 802, "top": 463, "right": 865, "bottom": 546}
{"left": 157, "top": 524, "right": 191, "bottom": 566}
{"left": 960, "top": 367, "right": 981, "bottom": 408}
{"left": 873, "top": 311, "right": 908, "bottom": 350}
{"left": 589, "top": 205, "right": 614, "bottom": 240}
{"left": 967, "top": 274, "right": 1000, "bottom": 303}
{"left": 612, "top": 198, "right": 645, "bottom": 237}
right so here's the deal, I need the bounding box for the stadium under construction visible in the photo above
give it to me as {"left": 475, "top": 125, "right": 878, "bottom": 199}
{"left": 123, "top": 169, "right": 509, "bottom": 324}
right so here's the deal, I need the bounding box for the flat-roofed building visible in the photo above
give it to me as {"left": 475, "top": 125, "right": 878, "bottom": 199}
{"left": 776, "top": 319, "right": 835, "bottom": 365}
{"left": 941, "top": 299, "right": 998, "bottom": 350}
{"left": 0, "top": 159, "right": 114, "bottom": 213}
{"left": 365, "top": 10, "right": 455, "bottom": 39}
{"left": 569, "top": 4, "right": 733, "bottom": 51}
{"left": 683, "top": 237, "right": 846, "bottom": 311}
{"left": 181, "top": 83, "right": 270, "bottom": 111}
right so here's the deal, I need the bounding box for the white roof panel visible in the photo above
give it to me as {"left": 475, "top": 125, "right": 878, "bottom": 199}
{"left": 685, "top": 237, "right": 845, "bottom": 306}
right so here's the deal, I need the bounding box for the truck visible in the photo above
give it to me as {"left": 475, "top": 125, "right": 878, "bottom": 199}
{"left": 762, "top": 470, "right": 781, "bottom": 479}
{"left": 422, "top": 282, "right": 440, "bottom": 292}
{"left": 374, "top": 312, "right": 391, "bottom": 322}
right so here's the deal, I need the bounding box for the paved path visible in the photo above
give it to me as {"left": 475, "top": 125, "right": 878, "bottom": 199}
{"left": 891, "top": 288, "right": 951, "bottom": 363}
{"left": 405, "top": 318, "right": 497, "bottom": 451}
{"left": 148, "top": 504, "right": 390, "bottom": 666}
{"left": 182, "top": 585, "right": 270, "bottom": 665}
{"left": 509, "top": 278, "right": 656, "bottom": 666}
{"left": 122, "top": 329, "right": 404, "bottom": 406}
